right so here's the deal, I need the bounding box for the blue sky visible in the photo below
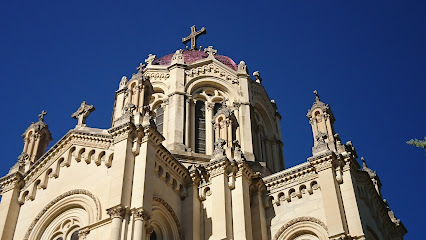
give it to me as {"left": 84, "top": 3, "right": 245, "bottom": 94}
{"left": 0, "top": 1, "right": 425, "bottom": 238}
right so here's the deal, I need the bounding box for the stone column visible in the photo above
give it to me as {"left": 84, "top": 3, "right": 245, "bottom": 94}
{"left": 0, "top": 172, "right": 22, "bottom": 240}
{"left": 185, "top": 96, "right": 192, "bottom": 150}
{"left": 132, "top": 208, "right": 150, "bottom": 240}
{"left": 107, "top": 205, "right": 126, "bottom": 240}
{"left": 250, "top": 181, "right": 268, "bottom": 240}
{"left": 205, "top": 102, "right": 214, "bottom": 155}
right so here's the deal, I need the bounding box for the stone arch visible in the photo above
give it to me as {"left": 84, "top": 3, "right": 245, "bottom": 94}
{"left": 24, "top": 189, "right": 101, "bottom": 240}
{"left": 272, "top": 217, "right": 328, "bottom": 240}
{"left": 186, "top": 76, "right": 236, "bottom": 103}
{"left": 151, "top": 197, "right": 183, "bottom": 240}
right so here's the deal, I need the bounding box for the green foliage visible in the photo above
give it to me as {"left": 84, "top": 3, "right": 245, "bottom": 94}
{"left": 406, "top": 137, "right": 426, "bottom": 149}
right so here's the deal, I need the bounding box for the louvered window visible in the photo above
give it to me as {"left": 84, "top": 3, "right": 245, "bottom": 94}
{"left": 155, "top": 106, "right": 164, "bottom": 135}
{"left": 195, "top": 101, "right": 206, "bottom": 154}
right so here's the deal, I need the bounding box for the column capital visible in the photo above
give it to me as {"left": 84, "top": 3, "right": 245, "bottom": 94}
{"left": 107, "top": 205, "right": 126, "bottom": 219}
{"left": 131, "top": 207, "right": 151, "bottom": 221}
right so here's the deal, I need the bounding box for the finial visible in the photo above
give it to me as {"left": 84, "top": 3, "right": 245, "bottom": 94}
{"left": 38, "top": 110, "right": 47, "bottom": 122}
{"left": 71, "top": 101, "right": 95, "bottom": 128}
{"left": 313, "top": 90, "right": 321, "bottom": 101}
{"left": 361, "top": 157, "right": 367, "bottom": 168}
{"left": 137, "top": 63, "right": 145, "bottom": 72}
{"left": 237, "top": 61, "right": 248, "bottom": 75}
{"left": 204, "top": 46, "right": 217, "bottom": 58}
{"left": 145, "top": 54, "right": 157, "bottom": 66}
{"left": 253, "top": 71, "right": 262, "bottom": 83}
{"left": 182, "top": 25, "right": 206, "bottom": 50}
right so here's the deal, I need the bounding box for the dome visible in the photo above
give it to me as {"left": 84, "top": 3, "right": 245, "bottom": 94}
{"left": 153, "top": 50, "right": 238, "bottom": 71}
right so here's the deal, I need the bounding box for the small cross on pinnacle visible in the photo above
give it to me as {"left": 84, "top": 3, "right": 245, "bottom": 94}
{"left": 38, "top": 110, "right": 47, "bottom": 122}
{"left": 182, "top": 25, "right": 206, "bottom": 50}
{"left": 137, "top": 63, "right": 145, "bottom": 73}
{"left": 313, "top": 90, "right": 321, "bottom": 101}
{"left": 71, "top": 101, "right": 95, "bottom": 128}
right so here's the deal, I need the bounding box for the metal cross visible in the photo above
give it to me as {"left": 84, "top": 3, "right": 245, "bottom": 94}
{"left": 182, "top": 25, "right": 206, "bottom": 50}
{"left": 38, "top": 110, "right": 47, "bottom": 122}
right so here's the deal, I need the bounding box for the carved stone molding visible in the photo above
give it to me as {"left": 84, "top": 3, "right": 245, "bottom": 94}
{"left": 272, "top": 216, "right": 328, "bottom": 240}
{"left": 23, "top": 189, "right": 101, "bottom": 240}
{"left": 153, "top": 197, "right": 184, "bottom": 240}
{"left": 185, "top": 63, "right": 239, "bottom": 84}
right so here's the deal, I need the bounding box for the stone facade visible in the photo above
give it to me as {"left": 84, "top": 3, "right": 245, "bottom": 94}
{"left": 0, "top": 27, "right": 406, "bottom": 240}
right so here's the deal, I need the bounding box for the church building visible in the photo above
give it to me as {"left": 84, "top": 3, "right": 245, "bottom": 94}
{"left": 0, "top": 26, "right": 406, "bottom": 240}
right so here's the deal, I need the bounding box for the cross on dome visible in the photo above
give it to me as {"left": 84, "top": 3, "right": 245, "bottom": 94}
{"left": 182, "top": 25, "right": 206, "bottom": 50}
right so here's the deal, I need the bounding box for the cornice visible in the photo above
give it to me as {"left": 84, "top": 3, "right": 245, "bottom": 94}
{"left": 22, "top": 130, "right": 113, "bottom": 186}
{"left": 263, "top": 162, "right": 317, "bottom": 191}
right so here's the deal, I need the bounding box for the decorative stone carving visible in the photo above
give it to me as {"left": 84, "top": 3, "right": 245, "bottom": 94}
{"left": 131, "top": 208, "right": 151, "bottom": 221}
{"left": 119, "top": 76, "right": 128, "bottom": 90}
{"left": 253, "top": 71, "right": 262, "bottom": 83}
{"left": 23, "top": 189, "right": 101, "bottom": 240}
{"left": 272, "top": 216, "right": 328, "bottom": 240}
{"left": 213, "top": 138, "right": 226, "bottom": 160}
{"left": 145, "top": 54, "right": 157, "bottom": 66}
{"left": 107, "top": 205, "right": 126, "bottom": 219}
{"left": 171, "top": 49, "right": 185, "bottom": 64}
{"left": 237, "top": 61, "right": 248, "bottom": 75}
{"left": 153, "top": 197, "right": 184, "bottom": 240}
{"left": 71, "top": 101, "right": 95, "bottom": 128}
{"left": 204, "top": 46, "right": 217, "bottom": 58}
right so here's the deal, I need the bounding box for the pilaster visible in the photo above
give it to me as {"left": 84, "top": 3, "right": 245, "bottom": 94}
{"left": 205, "top": 158, "right": 233, "bottom": 239}
{"left": 107, "top": 121, "right": 136, "bottom": 208}
{"left": 231, "top": 160, "right": 255, "bottom": 240}
{"left": 308, "top": 152, "right": 348, "bottom": 239}
{"left": 0, "top": 172, "right": 23, "bottom": 240}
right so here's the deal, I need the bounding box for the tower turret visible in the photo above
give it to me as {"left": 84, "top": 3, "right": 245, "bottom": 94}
{"left": 20, "top": 111, "right": 52, "bottom": 171}
{"left": 307, "top": 91, "right": 337, "bottom": 155}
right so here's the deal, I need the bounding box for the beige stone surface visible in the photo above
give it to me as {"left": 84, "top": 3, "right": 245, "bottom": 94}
{"left": 0, "top": 27, "right": 405, "bottom": 240}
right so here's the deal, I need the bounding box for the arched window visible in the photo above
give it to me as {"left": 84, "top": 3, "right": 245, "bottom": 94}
{"left": 150, "top": 231, "right": 157, "bottom": 240}
{"left": 155, "top": 106, "right": 164, "bottom": 135}
{"left": 70, "top": 230, "right": 79, "bottom": 240}
{"left": 195, "top": 101, "right": 206, "bottom": 154}
{"left": 213, "top": 102, "right": 222, "bottom": 115}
